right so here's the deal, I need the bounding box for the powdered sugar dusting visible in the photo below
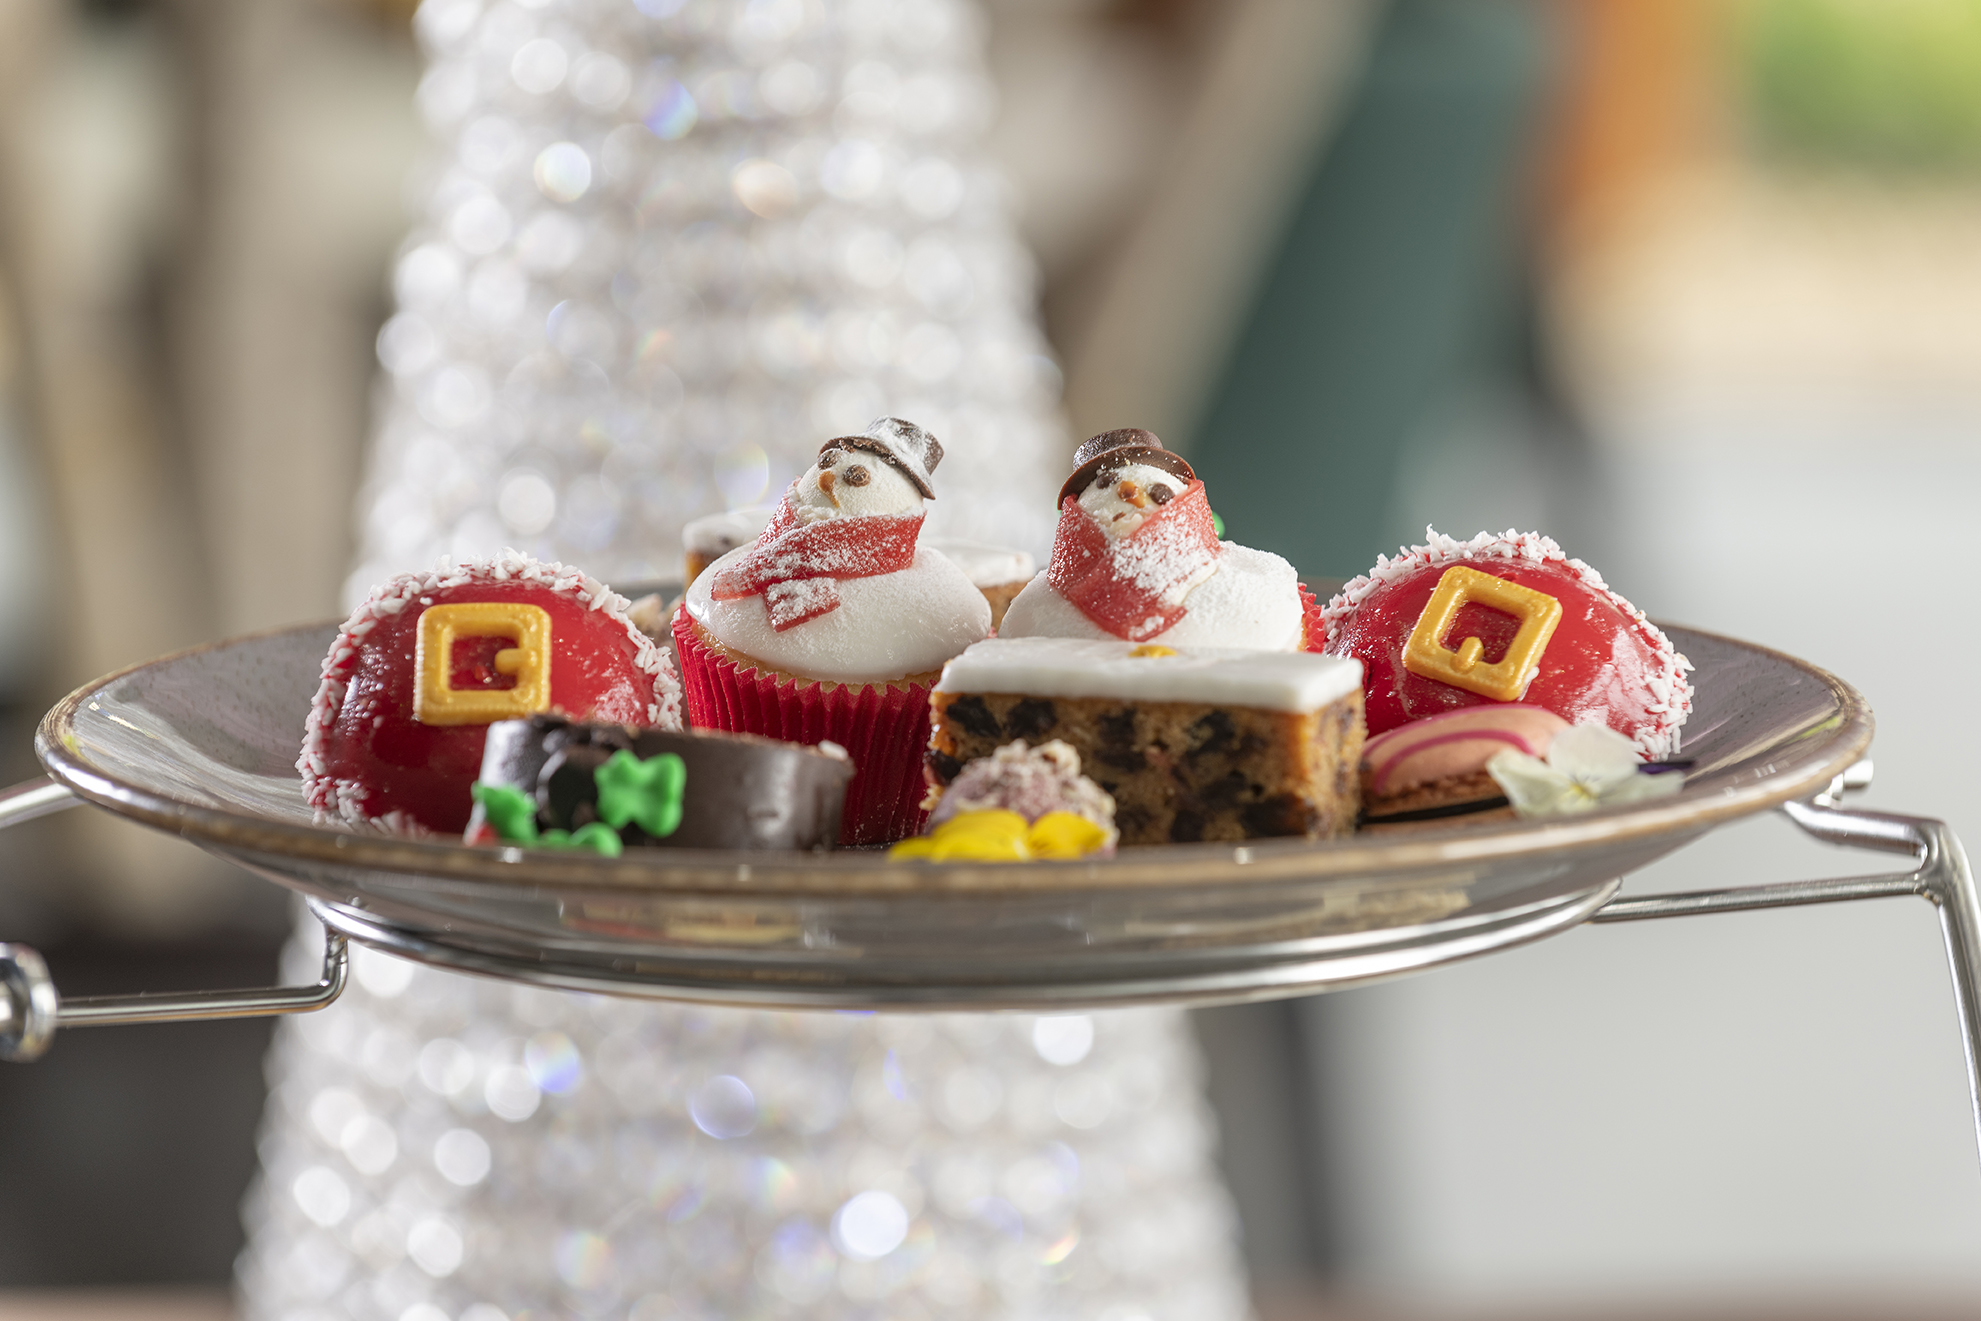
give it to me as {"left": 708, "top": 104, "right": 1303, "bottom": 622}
{"left": 709, "top": 501, "right": 925, "bottom": 629}
{"left": 762, "top": 577, "right": 842, "bottom": 630}
{"left": 298, "top": 549, "right": 684, "bottom": 827}
{"left": 687, "top": 544, "right": 991, "bottom": 683}
{"left": 722, "top": 509, "right": 924, "bottom": 584}
{"left": 1320, "top": 527, "right": 1694, "bottom": 757}
{"left": 1106, "top": 509, "right": 1219, "bottom": 609}
{"left": 1003, "top": 543, "right": 1305, "bottom": 652}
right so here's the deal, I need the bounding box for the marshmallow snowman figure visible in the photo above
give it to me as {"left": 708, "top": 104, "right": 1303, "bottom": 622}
{"left": 1075, "top": 460, "right": 1188, "bottom": 540}
{"left": 788, "top": 416, "right": 944, "bottom": 524}
{"left": 688, "top": 415, "right": 989, "bottom": 671}
{"left": 789, "top": 441, "right": 925, "bottom": 522}
{"left": 999, "top": 427, "right": 1309, "bottom": 651}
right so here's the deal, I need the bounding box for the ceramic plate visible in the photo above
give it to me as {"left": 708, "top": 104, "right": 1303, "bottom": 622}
{"left": 33, "top": 621, "right": 1870, "bottom": 1008}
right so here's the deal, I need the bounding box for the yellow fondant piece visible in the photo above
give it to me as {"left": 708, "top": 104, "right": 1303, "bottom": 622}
{"left": 1402, "top": 566, "right": 1562, "bottom": 703}
{"left": 414, "top": 602, "right": 554, "bottom": 726}
{"left": 889, "top": 809, "right": 1030, "bottom": 861}
{"left": 1027, "top": 811, "right": 1109, "bottom": 859}
{"left": 889, "top": 808, "right": 1111, "bottom": 862}
{"left": 1128, "top": 644, "right": 1177, "bottom": 658}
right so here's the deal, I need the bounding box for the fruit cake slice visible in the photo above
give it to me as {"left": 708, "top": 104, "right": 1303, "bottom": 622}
{"left": 927, "top": 637, "right": 1364, "bottom": 846}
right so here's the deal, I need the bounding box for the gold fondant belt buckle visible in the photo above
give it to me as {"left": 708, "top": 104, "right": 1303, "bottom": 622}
{"left": 1402, "top": 566, "right": 1561, "bottom": 702}
{"left": 414, "top": 602, "right": 553, "bottom": 725}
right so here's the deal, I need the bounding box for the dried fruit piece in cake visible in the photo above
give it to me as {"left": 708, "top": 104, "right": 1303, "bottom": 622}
{"left": 300, "top": 552, "right": 682, "bottom": 835}
{"left": 1321, "top": 528, "right": 1692, "bottom": 757}
{"left": 1360, "top": 704, "right": 1569, "bottom": 820}
{"left": 926, "top": 637, "right": 1364, "bottom": 846}
{"left": 998, "top": 429, "right": 1315, "bottom": 651}
{"left": 466, "top": 714, "right": 851, "bottom": 851}
{"left": 675, "top": 417, "right": 991, "bottom": 845}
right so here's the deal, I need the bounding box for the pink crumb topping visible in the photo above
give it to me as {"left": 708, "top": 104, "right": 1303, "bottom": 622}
{"left": 931, "top": 739, "right": 1116, "bottom": 832}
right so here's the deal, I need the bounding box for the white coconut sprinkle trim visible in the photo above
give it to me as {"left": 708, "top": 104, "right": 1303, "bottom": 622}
{"left": 1320, "top": 527, "right": 1694, "bottom": 758}
{"left": 298, "top": 549, "right": 685, "bottom": 827}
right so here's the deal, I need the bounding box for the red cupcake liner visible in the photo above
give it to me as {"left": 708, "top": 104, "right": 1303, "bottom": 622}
{"left": 1297, "top": 581, "right": 1326, "bottom": 653}
{"left": 673, "top": 611, "right": 932, "bottom": 847}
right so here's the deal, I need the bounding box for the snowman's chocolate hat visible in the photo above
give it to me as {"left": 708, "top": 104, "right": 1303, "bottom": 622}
{"left": 824, "top": 417, "right": 943, "bottom": 499}
{"left": 1058, "top": 428, "right": 1196, "bottom": 506}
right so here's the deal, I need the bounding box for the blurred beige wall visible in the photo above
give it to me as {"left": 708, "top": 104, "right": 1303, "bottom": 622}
{"left": 0, "top": 0, "right": 420, "bottom": 933}
{"left": 1321, "top": 0, "right": 1981, "bottom": 1305}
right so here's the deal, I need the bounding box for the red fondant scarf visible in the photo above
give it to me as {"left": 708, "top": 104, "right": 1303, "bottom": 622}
{"left": 1046, "top": 480, "right": 1221, "bottom": 641}
{"left": 709, "top": 496, "right": 925, "bottom": 631}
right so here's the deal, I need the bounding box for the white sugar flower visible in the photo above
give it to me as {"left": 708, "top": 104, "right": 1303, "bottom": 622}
{"left": 1487, "top": 723, "right": 1683, "bottom": 818}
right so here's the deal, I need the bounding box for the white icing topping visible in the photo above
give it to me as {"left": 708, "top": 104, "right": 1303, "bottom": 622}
{"left": 936, "top": 637, "right": 1362, "bottom": 712}
{"left": 686, "top": 545, "right": 991, "bottom": 683}
{"left": 790, "top": 445, "right": 924, "bottom": 523}
{"left": 998, "top": 542, "right": 1304, "bottom": 651}
{"left": 1321, "top": 527, "right": 1694, "bottom": 758}
{"left": 924, "top": 538, "right": 1036, "bottom": 588}
{"left": 683, "top": 505, "right": 775, "bottom": 556}
{"left": 1076, "top": 461, "right": 1188, "bottom": 540}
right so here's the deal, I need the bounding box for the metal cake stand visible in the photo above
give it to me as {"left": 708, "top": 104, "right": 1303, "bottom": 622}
{"left": 2, "top": 617, "right": 1977, "bottom": 1161}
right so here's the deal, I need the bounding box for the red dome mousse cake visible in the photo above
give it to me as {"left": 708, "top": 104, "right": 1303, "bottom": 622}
{"left": 1321, "top": 529, "right": 1692, "bottom": 761}
{"left": 301, "top": 552, "right": 683, "bottom": 835}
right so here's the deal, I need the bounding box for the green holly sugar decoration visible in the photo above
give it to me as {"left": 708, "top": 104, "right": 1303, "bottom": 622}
{"left": 470, "top": 782, "right": 625, "bottom": 857}
{"left": 471, "top": 782, "right": 538, "bottom": 844}
{"left": 471, "top": 750, "right": 683, "bottom": 855}
{"left": 1211, "top": 509, "right": 1225, "bottom": 538}
{"left": 594, "top": 750, "right": 687, "bottom": 838}
{"left": 540, "top": 822, "right": 624, "bottom": 857}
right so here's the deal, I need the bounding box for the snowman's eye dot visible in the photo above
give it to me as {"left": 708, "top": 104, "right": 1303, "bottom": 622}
{"left": 1147, "top": 482, "right": 1174, "bottom": 505}
{"left": 818, "top": 447, "right": 841, "bottom": 466}
{"left": 843, "top": 464, "right": 872, "bottom": 487}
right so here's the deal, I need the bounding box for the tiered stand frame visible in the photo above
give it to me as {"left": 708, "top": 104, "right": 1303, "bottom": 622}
{"left": 1, "top": 617, "right": 1975, "bottom": 1166}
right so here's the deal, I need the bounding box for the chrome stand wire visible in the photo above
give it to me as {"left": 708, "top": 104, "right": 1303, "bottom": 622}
{"left": 1591, "top": 762, "right": 1981, "bottom": 1162}
{"left": 2, "top": 755, "right": 1978, "bottom": 1176}
{"left": 0, "top": 774, "right": 83, "bottom": 829}
{"left": 0, "top": 774, "right": 349, "bottom": 1061}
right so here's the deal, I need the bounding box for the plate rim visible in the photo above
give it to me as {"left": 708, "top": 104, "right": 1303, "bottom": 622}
{"left": 34, "top": 619, "right": 1875, "bottom": 898}
{"left": 302, "top": 879, "right": 1625, "bottom": 1010}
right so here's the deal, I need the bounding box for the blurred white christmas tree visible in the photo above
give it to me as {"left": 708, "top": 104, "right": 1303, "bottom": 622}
{"left": 346, "top": 0, "right": 1065, "bottom": 601}
{"left": 239, "top": 946, "right": 1253, "bottom": 1320}
{"left": 239, "top": 1, "right": 1252, "bottom": 1317}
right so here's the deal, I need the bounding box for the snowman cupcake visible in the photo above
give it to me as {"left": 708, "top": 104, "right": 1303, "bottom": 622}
{"left": 673, "top": 417, "right": 991, "bottom": 844}
{"left": 998, "top": 428, "right": 1317, "bottom": 652}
